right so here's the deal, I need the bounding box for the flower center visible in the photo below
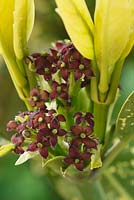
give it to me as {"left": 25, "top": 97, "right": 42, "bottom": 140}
{"left": 80, "top": 133, "right": 86, "bottom": 138}
{"left": 22, "top": 130, "right": 31, "bottom": 138}
{"left": 57, "top": 52, "right": 61, "bottom": 58}
{"left": 57, "top": 86, "right": 62, "bottom": 92}
{"left": 75, "top": 158, "right": 80, "bottom": 164}
{"left": 52, "top": 129, "right": 58, "bottom": 134}
{"left": 44, "top": 67, "right": 49, "bottom": 73}
{"left": 24, "top": 115, "right": 30, "bottom": 121}
{"left": 32, "top": 96, "right": 39, "bottom": 101}
{"left": 61, "top": 62, "right": 65, "bottom": 68}
{"left": 69, "top": 55, "right": 74, "bottom": 62}
{"left": 37, "top": 143, "right": 43, "bottom": 148}
{"left": 79, "top": 64, "right": 85, "bottom": 70}
{"left": 38, "top": 117, "right": 44, "bottom": 123}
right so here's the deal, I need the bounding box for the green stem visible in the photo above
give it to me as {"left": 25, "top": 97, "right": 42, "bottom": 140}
{"left": 106, "top": 60, "right": 124, "bottom": 104}
{"left": 93, "top": 102, "right": 109, "bottom": 143}
{"left": 24, "top": 61, "right": 37, "bottom": 90}
{"left": 102, "top": 124, "right": 115, "bottom": 155}
{"left": 104, "top": 172, "right": 132, "bottom": 200}
{"left": 93, "top": 180, "right": 107, "bottom": 200}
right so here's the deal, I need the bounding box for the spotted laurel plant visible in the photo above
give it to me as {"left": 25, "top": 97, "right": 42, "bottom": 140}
{"left": 6, "top": 41, "right": 99, "bottom": 171}
{"left": 0, "top": 0, "right": 134, "bottom": 182}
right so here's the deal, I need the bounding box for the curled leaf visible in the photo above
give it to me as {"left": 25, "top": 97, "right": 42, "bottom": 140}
{"left": 15, "top": 151, "right": 38, "bottom": 166}
{"left": 90, "top": 144, "right": 102, "bottom": 170}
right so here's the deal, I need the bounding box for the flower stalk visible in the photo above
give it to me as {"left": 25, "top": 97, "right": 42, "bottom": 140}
{"left": 93, "top": 103, "right": 109, "bottom": 143}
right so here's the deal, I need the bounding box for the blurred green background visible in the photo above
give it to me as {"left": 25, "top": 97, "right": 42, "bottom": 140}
{"left": 1, "top": 1, "right": 134, "bottom": 199}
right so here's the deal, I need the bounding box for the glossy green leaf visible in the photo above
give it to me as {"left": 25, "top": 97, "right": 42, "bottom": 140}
{"left": 55, "top": 0, "right": 94, "bottom": 59}
{"left": 13, "top": 0, "right": 35, "bottom": 59}
{"left": 111, "top": 53, "right": 134, "bottom": 125}
{"left": 15, "top": 151, "right": 38, "bottom": 166}
{"left": 0, "top": 143, "right": 15, "bottom": 157}
{"left": 116, "top": 92, "right": 134, "bottom": 139}
{"left": 94, "top": 0, "right": 131, "bottom": 93}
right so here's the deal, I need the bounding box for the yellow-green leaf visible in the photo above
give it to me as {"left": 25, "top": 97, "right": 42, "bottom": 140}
{"left": 0, "top": 0, "right": 15, "bottom": 55}
{"left": 121, "top": 33, "right": 134, "bottom": 60}
{"left": 121, "top": 0, "right": 134, "bottom": 59}
{"left": 0, "top": 0, "right": 27, "bottom": 86}
{"left": 55, "top": 0, "right": 94, "bottom": 59}
{"left": 13, "top": 0, "right": 35, "bottom": 59}
{"left": 0, "top": 143, "right": 15, "bottom": 157}
{"left": 94, "top": 0, "right": 131, "bottom": 93}
{"left": 130, "top": 0, "right": 134, "bottom": 31}
{"left": 90, "top": 145, "right": 102, "bottom": 170}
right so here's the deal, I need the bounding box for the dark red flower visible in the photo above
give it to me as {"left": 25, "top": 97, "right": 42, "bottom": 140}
{"left": 31, "top": 53, "right": 58, "bottom": 81}
{"left": 50, "top": 81, "right": 69, "bottom": 101}
{"left": 30, "top": 111, "right": 47, "bottom": 130}
{"left": 30, "top": 88, "right": 49, "bottom": 110}
{"left": 74, "top": 112, "right": 94, "bottom": 127}
{"left": 11, "top": 134, "right": 24, "bottom": 146}
{"left": 7, "top": 120, "right": 18, "bottom": 132}
{"left": 64, "top": 145, "right": 91, "bottom": 171}
{"left": 70, "top": 125, "right": 97, "bottom": 149}
{"left": 14, "top": 146, "right": 24, "bottom": 155}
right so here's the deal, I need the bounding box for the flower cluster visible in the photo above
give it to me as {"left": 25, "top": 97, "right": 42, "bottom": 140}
{"left": 7, "top": 106, "right": 67, "bottom": 158}
{"left": 29, "top": 40, "right": 94, "bottom": 105}
{"left": 6, "top": 41, "right": 99, "bottom": 171}
{"left": 64, "top": 112, "right": 98, "bottom": 171}
{"left": 31, "top": 40, "right": 93, "bottom": 82}
{"left": 7, "top": 108, "right": 98, "bottom": 170}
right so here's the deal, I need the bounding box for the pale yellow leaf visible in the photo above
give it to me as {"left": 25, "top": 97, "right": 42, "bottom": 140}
{"left": 0, "top": 143, "right": 15, "bottom": 157}
{"left": 121, "top": 33, "right": 134, "bottom": 59}
{"left": 0, "top": 0, "right": 15, "bottom": 55}
{"left": 55, "top": 0, "right": 94, "bottom": 59}
{"left": 121, "top": 0, "right": 134, "bottom": 59}
{"left": 94, "top": 0, "right": 131, "bottom": 93}
{"left": 13, "top": 0, "right": 35, "bottom": 59}
{"left": 130, "top": 0, "right": 134, "bottom": 33}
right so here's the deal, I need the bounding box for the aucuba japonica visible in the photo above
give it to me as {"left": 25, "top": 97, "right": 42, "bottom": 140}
{"left": 0, "top": 0, "right": 134, "bottom": 185}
